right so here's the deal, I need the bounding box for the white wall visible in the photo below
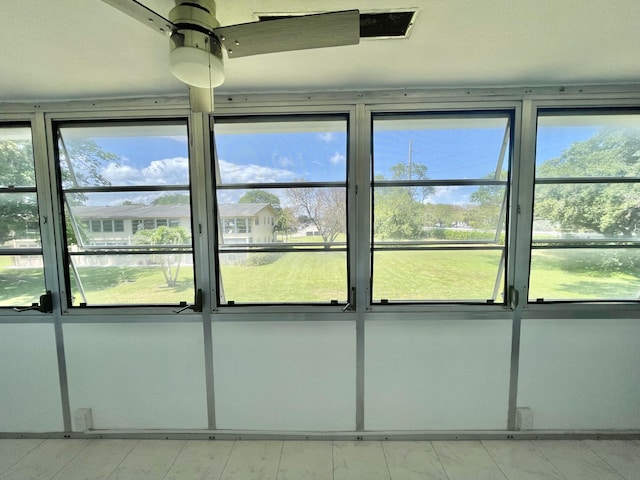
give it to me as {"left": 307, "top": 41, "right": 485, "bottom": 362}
{"left": 518, "top": 318, "right": 640, "bottom": 430}
{"left": 365, "top": 319, "right": 512, "bottom": 430}
{"left": 213, "top": 321, "right": 356, "bottom": 431}
{"left": 0, "top": 323, "right": 63, "bottom": 432}
{"left": 64, "top": 322, "right": 208, "bottom": 430}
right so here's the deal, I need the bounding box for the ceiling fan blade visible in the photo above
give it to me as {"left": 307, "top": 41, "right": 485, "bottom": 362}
{"left": 103, "top": 0, "right": 175, "bottom": 35}
{"left": 213, "top": 10, "right": 360, "bottom": 59}
{"left": 189, "top": 87, "right": 214, "bottom": 113}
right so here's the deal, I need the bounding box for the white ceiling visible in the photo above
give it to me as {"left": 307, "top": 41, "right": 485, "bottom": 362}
{"left": 2, "top": 0, "right": 640, "bottom": 103}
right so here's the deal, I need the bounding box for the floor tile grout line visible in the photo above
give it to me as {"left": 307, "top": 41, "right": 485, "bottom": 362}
{"left": 331, "top": 441, "right": 335, "bottom": 480}
{"left": 582, "top": 440, "right": 632, "bottom": 480}
{"left": 431, "top": 442, "right": 455, "bottom": 480}
{"left": 47, "top": 438, "right": 93, "bottom": 480}
{"left": 0, "top": 439, "right": 46, "bottom": 476}
{"left": 379, "top": 440, "right": 393, "bottom": 480}
{"left": 479, "top": 440, "right": 510, "bottom": 480}
{"left": 160, "top": 439, "right": 188, "bottom": 480}
{"left": 217, "top": 439, "right": 236, "bottom": 480}
{"left": 106, "top": 439, "right": 141, "bottom": 480}
{"left": 528, "top": 439, "right": 571, "bottom": 480}
{"left": 274, "top": 440, "right": 285, "bottom": 480}
{"left": 429, "top": 441, "right": 451, "bottom": 480}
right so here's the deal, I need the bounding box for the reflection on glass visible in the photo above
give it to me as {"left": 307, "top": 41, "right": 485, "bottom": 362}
{"left": 218, "top": 251, "right": 347, "bottom": 303}
{"left": 58, "top": 124, "right": 189, "bottom": 187}
{"left": 372, "top": 250, "right": 505, "bottom": 302}
{"left": 214, "top": 119, "right": 347, "bottom": 184}
{"left": 0, "top": 256, "right": 45, "bottom": 307}
{"left": 0, "top": 127, "right": 35, "bottom": 187}
{"left": 0, "top": 193, "right": 40, "bottom": 247}
{"left": 533, "top": 183, "right": 640, "bottom": 240}
{"left": 536, "top": 113, "right": 640, "bottom": 178}
{"left": 373, "top": 115, "right": 509, "bottom": 180}
{"left": 529, "top": 249, "right": 640, "bottom": 301}
{"left": 68, "top": 254, "right": 194, "bottom": 306}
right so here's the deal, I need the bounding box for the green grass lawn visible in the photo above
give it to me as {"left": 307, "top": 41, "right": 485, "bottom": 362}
{"left": 1, "top": 247, "right": 638, "bottom": 306}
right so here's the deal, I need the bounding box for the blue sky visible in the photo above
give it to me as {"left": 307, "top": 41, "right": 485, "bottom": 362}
{"left": 70, "top": 122, "right": 601, "bottom": 207}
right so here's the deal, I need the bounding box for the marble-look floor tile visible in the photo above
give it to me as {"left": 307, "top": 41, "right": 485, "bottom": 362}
{"left": 482, "top": 441, "right": 564, "bottom": 480}
{"left": 277, "top": 441, "right": 333, "bottom": 480}
{"left": 533, "top": 440, "right": 625, "bottom": 480}
{"left": 333, "top": 441, "right": 391, "bottom": 480}
{"left": 0, "top": 439, "right": 45, "bottom": 475}
{"left": 584, "top": 440, "right": 640, "bottom": 480}
{"left": 164, "top": 440, "right": 234, "bottom": 480}
{"left": 108, "top": 439, "right": 186, "bottom": 480}
{"left": 51, "top": 439, "right": 138, "bottom": 480}
{"left": 0, "top": 439, "right": 89, "bottom": 480}
{"left": 382, "top": 441, "right": 448, "bottom": 480}
{"left": 433, "top": 441, "right": 506, "bottom": 480}
{"left": 220, "top": 440, "right": 282, "bottom": 480}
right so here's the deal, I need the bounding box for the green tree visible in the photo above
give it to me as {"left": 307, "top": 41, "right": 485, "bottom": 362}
{"left": 0, "top": 140, "right": 38, "bottom": 244}
{"left": 134, "top": 226, "right": 190, "bottom": 287}
{"left": 468, "top": 171, "right": 508, "bottom": 230}
{"left": 390, "top": 161, "right": 434, "bottom": 202}
{"left": 374, "top": 187, "right": 425, "bottom": 240}
{"left": 536, "top": 128, "right": 640, "bottom": 236}
{"left": 238, "top": 190, "right": 281, "bottom": 209}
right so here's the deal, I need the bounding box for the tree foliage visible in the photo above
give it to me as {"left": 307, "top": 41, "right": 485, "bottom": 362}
{"left": 374, "top": 187, "right": 425, "bottom": 239}
{"left": 238, "top": 190, "right": 281, "bottom": 209}
{"left": 152, "top": 193, "right": 190, "bottom": 205}
{"left": 287, "top": 187, "right": 345, "bottom": 243}
{"left": 133, "top": 226, "right": 190, "bottom": 287}
{"left": 535, "top": 129, "right": 640, "bottom": 236}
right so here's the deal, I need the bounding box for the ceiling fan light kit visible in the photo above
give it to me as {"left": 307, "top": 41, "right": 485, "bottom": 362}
{"left": 169, "top": 0, "right": 224, "bottom": 88}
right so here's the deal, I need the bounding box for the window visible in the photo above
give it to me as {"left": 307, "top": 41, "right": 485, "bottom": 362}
{"left": 0, "top": 125, "right": 47, "bottom": 307}
{"left": 213, "top": 115, "right": 349, "bottom": 304}
{"left": 530, "top": 110, "right": 640, "bottom": 302}
{"left": 371, "top": 112, "right": 512, "bottom": 303}
{"left": 55, "top": 120, "right": 194, "bottom": 307}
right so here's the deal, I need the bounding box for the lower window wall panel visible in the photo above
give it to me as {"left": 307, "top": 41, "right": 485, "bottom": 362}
{"left": 212, "top": 321, "right": 356, "bottom": 431}
{"left": 63, "top": 322, "right": 208, "bottom": 430}
{"left": 0, "top": 324, "right": 64, "bottom": 432}
{"left": 364, "top": 319, "right": 512, "bottom": 430}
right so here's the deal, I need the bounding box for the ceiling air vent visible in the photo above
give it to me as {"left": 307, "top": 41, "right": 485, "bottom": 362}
{"left": 258, "top": 10, "right": 417, "bottom": 39}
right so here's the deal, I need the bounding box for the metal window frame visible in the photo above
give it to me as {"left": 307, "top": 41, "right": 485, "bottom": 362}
{"left": 209, "top": 107, "right": 357, "bottom": 312}
{"left": 44, "top": 109, "right": 202, "bottom": 316}
{"left": 525, "top": 101, "right": 640, "bottom": 309}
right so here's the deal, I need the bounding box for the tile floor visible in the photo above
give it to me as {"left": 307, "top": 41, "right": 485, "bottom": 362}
{"left": 0, "top": 438, "right": 639, "bottom": 480}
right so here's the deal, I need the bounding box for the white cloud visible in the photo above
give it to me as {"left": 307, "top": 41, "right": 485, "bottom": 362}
{"left": 329, "top": 152, "right": 346, "bottom": 165}
{"left": 218, "top": 159, "right": 296, "bottom": 183}
{"left": 316, "top": 132, "right": 336, "bottom": 143}
{"left": 101, "top": 157, "right": 190, "bottom": 185}
{"left": 427, "top": 186, "right": 470, "bottom": 205}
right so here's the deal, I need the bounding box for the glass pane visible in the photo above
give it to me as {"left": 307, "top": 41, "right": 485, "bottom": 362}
{"left": 58, "top": 123, "right": 189, "bottom": 187}
{"left": 536, "top": 113, "right": 640, "bottom": 178}
{"left": 0, "top": 127, "right": 35, "bottom": 187}
{"left": 533, "top": 183, "right": 640, "bottom": 240}
{"left": 373, "top": 185, "right": 506, "bottom": 242}
{"left": 0, "top": 193, "right": 40, "bottom": 246}
{"left": 214, "top": 118, "right": 347, "bottom": 183}
{"left": 65, "top": 191, "right": 192, "bottom": 247}
{"left": 68, "top": 254, "right": 194, "bottom": 306}
{"left": 0, "top": 255, "right": 46, "bottom": 307}
{"left": 373, "top": 115, "right": 509, "bottom": 180}
{"left": 372, "top": 249, "right": 505, "bottom": 302}
{"left": 218, "top": 251, "right": 347, "bottom": 303}
{"left": 529, "top": 248, "right": 640, "bottom": 301}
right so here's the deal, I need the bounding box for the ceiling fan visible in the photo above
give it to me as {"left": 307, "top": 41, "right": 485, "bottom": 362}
{"left": 103, "top": 0, "right": 360, "bottom": 112}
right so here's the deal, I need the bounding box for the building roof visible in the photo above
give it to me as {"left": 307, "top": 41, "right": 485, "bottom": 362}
{"left": 73, "top": 203, "right": 275, "bottom": 219}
